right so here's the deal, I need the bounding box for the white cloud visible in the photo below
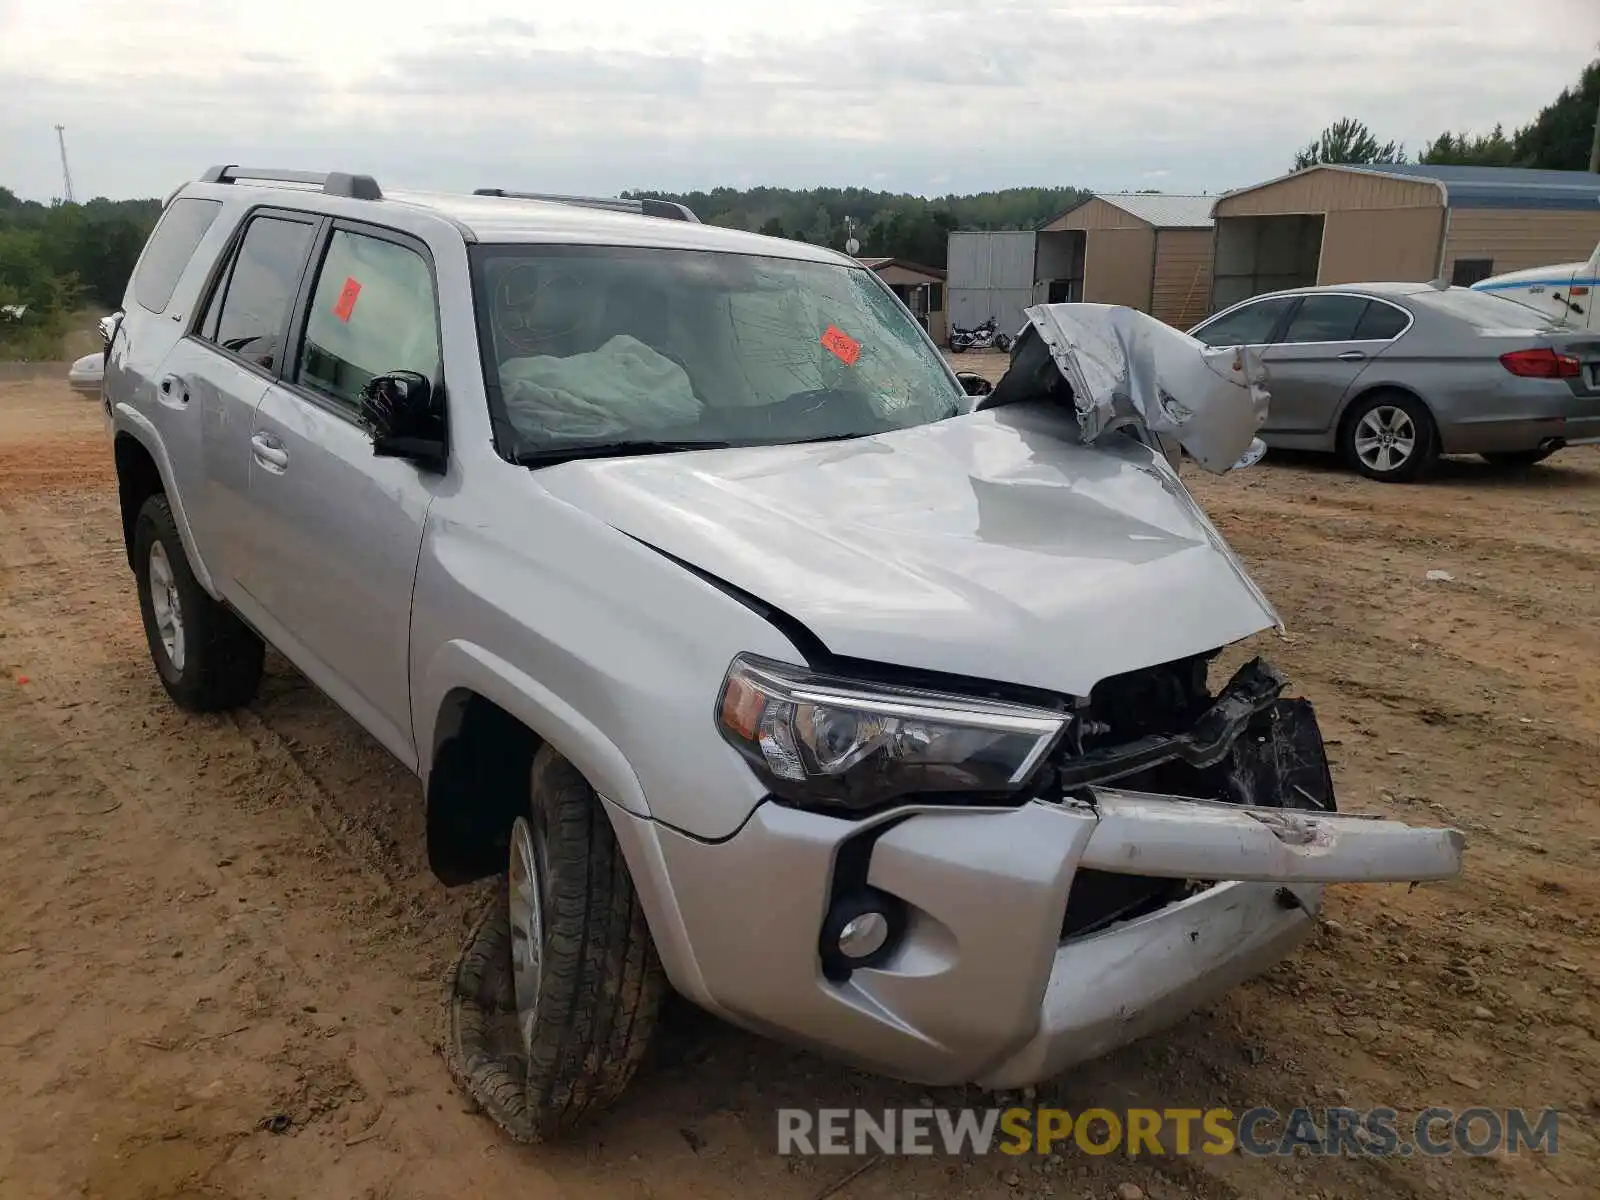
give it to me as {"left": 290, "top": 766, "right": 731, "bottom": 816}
{"left": 2, "top": 0, "right": 1596, "bottom": 201}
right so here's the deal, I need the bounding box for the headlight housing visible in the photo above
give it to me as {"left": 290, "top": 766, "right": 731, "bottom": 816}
{"left": 716, "top": 654, "right": 1067, "bottom": 812}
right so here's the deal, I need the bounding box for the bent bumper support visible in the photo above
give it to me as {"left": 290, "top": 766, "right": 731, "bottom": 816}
{"left": 1078, "top": 790, "right": 1465, "bottom": 884}
{"left": 612, "top": 769, "right": 1464, "bottom": 1090}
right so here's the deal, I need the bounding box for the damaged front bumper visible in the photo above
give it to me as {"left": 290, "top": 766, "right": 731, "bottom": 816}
{"left": 609, "top": 693, "right": 1464, "bottom": 1088}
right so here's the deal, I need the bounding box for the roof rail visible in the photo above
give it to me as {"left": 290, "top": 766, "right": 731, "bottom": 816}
{"left": 472, "top": 189, "right": 699, "bottom": 223}
{"left": 200, "top": 165, "right": 383, "bottom": 201}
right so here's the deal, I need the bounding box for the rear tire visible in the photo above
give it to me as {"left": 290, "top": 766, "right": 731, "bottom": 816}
{"left": 1480, "top": 448, "right": 1555, "bottom": 468}
{"left": 1340, "top": 391, "right": 1438, "bottom": 483}
{"left": 506, "top": 746, "right": 665, "bottom": 1138}
{"left": 133, "top": 495, "right": 263, "bottom": 711}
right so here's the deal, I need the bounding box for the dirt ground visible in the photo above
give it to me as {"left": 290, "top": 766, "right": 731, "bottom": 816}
{"left": 2, "top": 366, "right": 1597, "bottom": 1200}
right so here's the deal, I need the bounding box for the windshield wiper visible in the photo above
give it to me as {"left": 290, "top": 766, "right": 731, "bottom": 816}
{"left": 511, "top": 439, "right": 733, "bottom": 468}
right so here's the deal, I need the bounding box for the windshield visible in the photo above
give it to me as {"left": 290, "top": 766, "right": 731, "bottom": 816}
{"left": 469, "top": 244, "right": 967, "bottom": 460}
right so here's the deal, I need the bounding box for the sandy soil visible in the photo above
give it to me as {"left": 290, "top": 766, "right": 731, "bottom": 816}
{"left": 1, "top": 371, "right": 1597, "bottom": 1200}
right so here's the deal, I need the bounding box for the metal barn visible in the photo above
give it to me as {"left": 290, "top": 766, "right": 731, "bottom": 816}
{"left": 1036, "top": 194, "right": 1216, "bottom": 329}
{"left": 1210, "top": 164, "right": 1600, "bottom": 310}
{"left": 945, "top": 231, "right": 1037, "bottom": 337}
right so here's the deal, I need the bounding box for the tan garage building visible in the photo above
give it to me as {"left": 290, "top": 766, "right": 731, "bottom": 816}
{"left": 1209, "top": 164, "right": 1600, "bottom": 311}
{"left": 1036, "top": 194, "right": 1216, "bottom": 329}
{"left": 858, "top": 257, "right": 947, "bottom": 345}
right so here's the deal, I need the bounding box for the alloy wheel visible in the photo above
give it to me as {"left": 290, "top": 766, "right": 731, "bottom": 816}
{"left": 147, "top": 541, "right": 186, "bottom": 671}
{"left": 507, "top": 816, "right": 545, "bottom": 1055}
{"left": 1353, "top": 405, "right": 1416, "bottom": 474}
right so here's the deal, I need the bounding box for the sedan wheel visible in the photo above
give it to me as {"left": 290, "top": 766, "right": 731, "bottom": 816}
{"left": 1354, "top": 405, "right": 1416, "bottom": 475}
{"left": 1341, "top": 392, "right": 1437, "bottom": 482}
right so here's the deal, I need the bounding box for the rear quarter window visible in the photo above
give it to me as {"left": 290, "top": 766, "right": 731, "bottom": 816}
{"left": 131, "top": 198, "right": 223, "bottom": 314}
{"left": 1421, "top": 287, "right": 1554, "bottom": 331}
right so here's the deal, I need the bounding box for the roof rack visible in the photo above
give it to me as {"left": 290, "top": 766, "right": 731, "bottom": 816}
{"left": 200, "top": 166, "right": 383, "bottom": 201}
{"left": 472, "top": 189, "right": 699, "bottom": 223}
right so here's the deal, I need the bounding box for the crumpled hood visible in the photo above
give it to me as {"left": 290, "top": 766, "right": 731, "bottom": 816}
{"left": 984, "top": 303, "right": 1271, "bottom": 474}
{"left": 537, "top": 403, "right": 1281, "bottom": 697}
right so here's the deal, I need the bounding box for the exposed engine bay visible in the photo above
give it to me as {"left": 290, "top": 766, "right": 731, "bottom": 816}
{"left": 1038, "top": 652, "right": 1339, "bottom": 941}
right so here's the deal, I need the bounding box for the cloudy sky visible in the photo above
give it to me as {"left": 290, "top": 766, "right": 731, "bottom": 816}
{"left": 2, "top": 0, "right": 1596, "bottom": 203}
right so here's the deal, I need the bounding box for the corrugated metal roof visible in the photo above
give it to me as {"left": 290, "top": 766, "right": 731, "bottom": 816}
{"left": 1094, "top": 193, "right": 1216, "bottom": 228}
{"left": 1320, "top": 164, "right": 1600, "bottom": 212}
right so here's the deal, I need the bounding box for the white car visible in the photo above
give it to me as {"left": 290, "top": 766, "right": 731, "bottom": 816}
{"left": 1472, "top": 242, "right": 1600, "bottom": 332}
{"left": 67, "top": 351, "right": 104, "bottom": 398}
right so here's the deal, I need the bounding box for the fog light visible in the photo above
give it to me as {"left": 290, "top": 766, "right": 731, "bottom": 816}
{"left": 819, "top": 890, "right": 905, "bottom": 980}
{"left": 837, "top": 912, "right": 889, "bottom": 960}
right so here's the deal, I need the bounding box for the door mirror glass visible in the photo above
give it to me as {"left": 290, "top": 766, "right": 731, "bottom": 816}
{"left": 360, "top": 370, "right": 447, "bottom": 471}
{"left": 955, "top": 371, "right": 993, "bottom": 397}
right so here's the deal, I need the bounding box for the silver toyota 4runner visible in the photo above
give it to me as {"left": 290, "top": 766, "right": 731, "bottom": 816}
{"left": 104, "top": 166, "right": 1464, "bottom": 1138}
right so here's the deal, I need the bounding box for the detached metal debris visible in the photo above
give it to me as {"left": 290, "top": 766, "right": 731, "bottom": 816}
{"left": 983, "top": 302, "right": 1271, "bottom": 473}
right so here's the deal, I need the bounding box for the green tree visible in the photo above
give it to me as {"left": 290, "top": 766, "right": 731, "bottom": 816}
{"left": 1419, "top": 124, "right": 1517, "bottom": 166}
{"left": 622, "top": 184, "right": 1087, "bottom": 268}
{"left": 1, "top": 190, "right": 159, "bottom": 356}
{"left": 1419, "top": 57, "right": 1598, "bottom": 171}
{"left": 1511, "top": 57, "right": 1599, "bottom": 169}
{"left": 1292, "top": 118, "right": 1405, "bottom": 170}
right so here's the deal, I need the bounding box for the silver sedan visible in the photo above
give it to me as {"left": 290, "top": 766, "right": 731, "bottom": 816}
{"left": 1188, "top": 283, "right": 1600, "bottom": 481}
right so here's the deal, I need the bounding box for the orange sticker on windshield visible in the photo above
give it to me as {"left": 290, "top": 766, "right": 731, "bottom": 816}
{"left": 821, "top": 325, "right": 861, "bottom": 366}
{"left": 333, "top": 277, "right": 362, "bottom": 322}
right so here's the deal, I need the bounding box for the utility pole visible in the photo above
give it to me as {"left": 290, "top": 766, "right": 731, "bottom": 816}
{"left": 54, "top": 124, "right": 75, "bottom": 204}
{"left": 1589, "top": 86, "right": 1600, "bottom": 173}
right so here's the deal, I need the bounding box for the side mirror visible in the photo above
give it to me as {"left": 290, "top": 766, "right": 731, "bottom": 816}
{"left": 99, "top": 311, "right": 123, "bottom": 359}
{"left": 360, "top": 370, "right": 447, "bottom": 472}
{"left": 956, "top": 371, "right": 993, "bottom": 398}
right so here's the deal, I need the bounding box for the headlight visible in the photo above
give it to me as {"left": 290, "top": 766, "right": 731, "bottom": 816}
{"left": 715, "top": 654, "right": 1067, "bottom": 812}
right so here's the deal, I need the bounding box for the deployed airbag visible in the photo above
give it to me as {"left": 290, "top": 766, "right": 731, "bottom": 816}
{"left": 500, "top": 335, "right": 703, "bottom": 441}
{"left": 982, "top": 304, "right": 1271, "bottom": 474}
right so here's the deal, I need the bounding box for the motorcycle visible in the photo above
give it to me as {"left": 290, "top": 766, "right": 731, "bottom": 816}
{"left": 948, "top": 317, "right": 1014, "bottom": 354}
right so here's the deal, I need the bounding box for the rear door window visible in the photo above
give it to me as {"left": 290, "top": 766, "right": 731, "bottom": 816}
{"left": 1280, "top": 295, "right": 1369, "bottom": 343}
{"left": 1192, "top": 297, "right": 1295, "bottom": 347}
{"left": 199, "top": 214, "right": 318, "bottom": 373}
{"left": 132, "top": 198, "right": 223, "bottom": 314}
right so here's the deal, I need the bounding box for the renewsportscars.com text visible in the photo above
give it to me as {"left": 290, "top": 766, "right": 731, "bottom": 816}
{"left": 777, "top": 1106, "right": 1562, "bottom": 1158}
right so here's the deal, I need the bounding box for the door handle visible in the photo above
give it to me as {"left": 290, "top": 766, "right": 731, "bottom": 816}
{"left": 1336, "top": 350, "right": 1367, "bottom": 362}
{"left": 251, "top": 432, "right": 289, "bottom": 472}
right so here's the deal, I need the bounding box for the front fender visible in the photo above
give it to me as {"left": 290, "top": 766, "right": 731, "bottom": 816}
{"left": 112, "top": 407, "right": 219, "bottom": 598}
{"left": 415, "top": 639, "right": 651, "bottom": 818}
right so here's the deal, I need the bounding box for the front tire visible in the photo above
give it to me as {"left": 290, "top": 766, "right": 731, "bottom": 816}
{"left": 506, "top": 746, "right": 665, "bottom": 1137}
{"left": 133, "top": 495, "right": 263, "bottom": 711}
{"left": 1341, "top": 391, "right": 1438, "bottom": 483}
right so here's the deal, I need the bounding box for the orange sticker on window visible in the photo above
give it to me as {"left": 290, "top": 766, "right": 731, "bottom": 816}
{"left": 333, "top": 277, "right": 362, "bottom": 322}
{"left": 821, "top": 325, "right": 861, "bottom": 366}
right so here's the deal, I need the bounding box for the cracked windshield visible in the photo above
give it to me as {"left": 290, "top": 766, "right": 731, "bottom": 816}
{"left": 473, "top": 246, "right": 966, "bottom": 457}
